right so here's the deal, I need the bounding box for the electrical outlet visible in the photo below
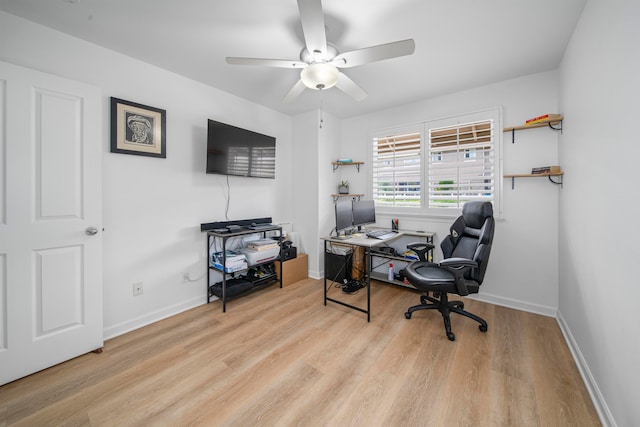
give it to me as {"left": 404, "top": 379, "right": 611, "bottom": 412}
{"left": 132, "top": 282, "right": 143, "bottom": 296}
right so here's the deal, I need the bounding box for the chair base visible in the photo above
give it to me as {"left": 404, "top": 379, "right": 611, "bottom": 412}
{"left": 404, "top": 292, "right": 488, "bottom": 341}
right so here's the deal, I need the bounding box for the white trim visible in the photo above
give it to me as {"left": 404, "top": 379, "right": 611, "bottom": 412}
{"left": 103, "top": 296, "right": 204, "bottom": 340}
{"left": 556, "top": 312, "right": 616, "bottom": 427}
{"left": 469, "top": 292, "right": 557, "bottom": 317}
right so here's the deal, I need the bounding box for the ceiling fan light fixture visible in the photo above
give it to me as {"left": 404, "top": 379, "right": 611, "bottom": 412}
{"left": 301, "top": 62, "right": 339, "bottom": 90}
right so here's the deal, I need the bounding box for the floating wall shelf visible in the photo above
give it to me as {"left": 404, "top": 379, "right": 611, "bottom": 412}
{"left": 504, "top": 172, "right": 564, "bottom": 189}
{"left": 332, "top": 161, "right": 364, "bottom": 172}
{"left": 331, "top": 194, "right": 363, "bottom": 202}
{"left": 503, "top": 115, "right": 563, "bottom": 143}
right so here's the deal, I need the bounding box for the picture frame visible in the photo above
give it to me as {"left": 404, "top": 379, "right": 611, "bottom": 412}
{"left": 110, "top": 97, "right": 166, "bottom": 158}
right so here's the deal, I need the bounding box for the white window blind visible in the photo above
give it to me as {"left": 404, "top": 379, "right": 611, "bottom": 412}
{"left": 428, "top": 120, "right": 494, "bottom": 208}
{"left": 372, "top": 131, "right": 422, "bottom": 207}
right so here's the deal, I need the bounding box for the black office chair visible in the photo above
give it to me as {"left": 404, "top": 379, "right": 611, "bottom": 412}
{"left": 402, "top": 201, "right": 495, "bottom": 341}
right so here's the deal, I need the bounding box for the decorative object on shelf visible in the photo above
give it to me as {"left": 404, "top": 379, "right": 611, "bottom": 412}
{"left": 338, "top": 180, "right": 349, "bottom": 194}
{"left": 110, "top": 97, "right": 166, "bottom": 158}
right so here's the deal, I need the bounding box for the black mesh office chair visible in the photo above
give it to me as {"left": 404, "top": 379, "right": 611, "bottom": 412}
{"left": 402, "top": 201, "right": 495, "bottom": 341}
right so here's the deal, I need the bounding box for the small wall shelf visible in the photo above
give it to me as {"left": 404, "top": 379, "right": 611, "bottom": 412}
{"left": 331, "top": 194, "right": 363, "bottom": 202}
{"left": 503, "top": 115, "right": 563, "bottom": 143}
{"left": 504, "top": 172, "right": 564, "bottom": 189}
{"left": 332, "top": 161, "right": 364, "bottom": 172}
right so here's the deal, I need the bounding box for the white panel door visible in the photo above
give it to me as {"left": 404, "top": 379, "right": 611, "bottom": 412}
{"left": 0, "top": 61, "right": 103, "bottom": 386}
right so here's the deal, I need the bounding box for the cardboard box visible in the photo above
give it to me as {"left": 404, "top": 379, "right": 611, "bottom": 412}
{"left": 275, "top": 253, "right": 308, "bottom": 287}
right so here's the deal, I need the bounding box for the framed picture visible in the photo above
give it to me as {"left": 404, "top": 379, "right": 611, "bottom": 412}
{"left": 110, "top": 97, "right": 166, "bottom": 158}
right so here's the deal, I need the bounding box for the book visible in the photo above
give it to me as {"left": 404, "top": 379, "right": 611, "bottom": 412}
{"left": 525, "top": 114, "right": 562, "bottom": 126}
{"left": 531, "top": 165, "right": 561, "bottom": 174}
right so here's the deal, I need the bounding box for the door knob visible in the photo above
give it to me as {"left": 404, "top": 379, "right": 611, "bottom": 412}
{"left": 85, "top": 226, "right": 99, "bottom": 236}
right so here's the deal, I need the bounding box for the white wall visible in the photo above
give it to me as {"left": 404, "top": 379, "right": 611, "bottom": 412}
{"left": 291, "top": 111, "right": 320, "bottom": 274}
{"left": 0, "top": 11, "right": 294, "bottom": 338}
{"left": 558, "top": 0, "right": 640, "bottom": 425}
{"left": 340, "top": 71, "right": 562, "bottom": 314}
{"left": 291, "top": 109, "right": 341, "bottom": 278}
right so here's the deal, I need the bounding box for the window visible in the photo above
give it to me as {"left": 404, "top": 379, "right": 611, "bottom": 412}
{"left": 371, "top": 130, "right": 422, "bottom": 207}
{"left": 370, "top": 109, "right": 500, "bottom": 215}
{"left": 428, "top": 119, "right": 495, "bottom": 209}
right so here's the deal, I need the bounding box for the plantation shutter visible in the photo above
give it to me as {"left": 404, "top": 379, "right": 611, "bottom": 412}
{"left": 428, "top": 120, "right": 494, "bottom": 208}
{"left": 372, "top": 131, "right": 422, "bottom": 207}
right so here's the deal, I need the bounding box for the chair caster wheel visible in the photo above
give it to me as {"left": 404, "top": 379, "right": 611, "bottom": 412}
{"left": 420, "top": 296, "right": 428, "bottom": 305}
{"left": 405, "top": 312, "right": 412, "bottom": 319}
{"left": 447, "top": 332, "right": 455, "bottom": 341}
{"left": 479, "top": 324, "right": 488, "bottom": 332}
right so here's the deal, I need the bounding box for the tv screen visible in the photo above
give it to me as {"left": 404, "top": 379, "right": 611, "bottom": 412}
{"left": 206, "top": 119, "right": 276, "bottom": 178}
{"left": 335, "top": 199, "right": 353, "bottom": 233}
{"left": 352, "top": 199, "right": 376, "bottom": 228}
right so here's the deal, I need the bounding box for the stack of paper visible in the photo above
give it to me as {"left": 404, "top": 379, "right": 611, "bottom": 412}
{"left": 211, "top": 251, "right": 248, "bottom": 273}
{"left": 245, "top": 239, "right": 279, "bottom": 251}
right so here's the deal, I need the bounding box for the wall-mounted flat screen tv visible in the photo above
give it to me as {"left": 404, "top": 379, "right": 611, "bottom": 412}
{"left": 206, "top": 119, "right": 276, "bottom": 179}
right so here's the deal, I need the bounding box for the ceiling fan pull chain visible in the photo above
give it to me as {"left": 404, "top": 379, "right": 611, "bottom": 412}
{"left": 319, "top": 94, "right": 324, "bottom": 128}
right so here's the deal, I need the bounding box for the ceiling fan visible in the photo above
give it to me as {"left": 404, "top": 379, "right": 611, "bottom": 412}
{"left": 226, "top": 0, "right": 415, "bottom": 103}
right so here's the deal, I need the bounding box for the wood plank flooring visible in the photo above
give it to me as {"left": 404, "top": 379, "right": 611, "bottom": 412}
{"left": 0, "top": 278, "right": 601, "bottom": 426}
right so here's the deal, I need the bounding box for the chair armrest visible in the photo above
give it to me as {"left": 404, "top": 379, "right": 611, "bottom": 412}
{"left": 438, "top": 257, "right": 478, "bottom": 296}
{"left": 407, "top": 242, "right": 435, "bottom": 262}
{"left": 439, "top": 257, "right": 477, "bottom": 269}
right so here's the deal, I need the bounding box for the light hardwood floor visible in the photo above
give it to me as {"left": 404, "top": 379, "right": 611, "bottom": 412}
{"left": 0, "top": 278, "right": 600, "bottom": 426}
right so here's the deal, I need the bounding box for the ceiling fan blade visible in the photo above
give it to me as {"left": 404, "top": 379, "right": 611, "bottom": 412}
{"left": 297, "top": 0, "right": 327, "bottom": 56}
{"left": 226, "top": 57, "right": 307, "bottom": 68}
{"left": 335, "top": 72, "right": 367, "bottom": 101}
{"left": 331, "top": 39, "right": 415, "bottom": 68}
{"left": 282, "top": 79, "right": 307, "bottom": 103}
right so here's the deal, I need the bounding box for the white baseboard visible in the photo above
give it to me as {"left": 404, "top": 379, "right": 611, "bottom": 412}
{"left": 556, "top": 312, "right": 616, "bottom": 427}
{"left": 470, "top": 291, "right": 557, "bottom": 317}
{"left": 103, "top": 296, "right": 204, "bottom": 341}
{"left": 309, "top": 270, "right": 322, "bottom": 280}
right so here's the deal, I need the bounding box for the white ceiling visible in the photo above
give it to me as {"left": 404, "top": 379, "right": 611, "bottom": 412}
{"left": 0, "top": 0, "right": 586, "bottom": 118}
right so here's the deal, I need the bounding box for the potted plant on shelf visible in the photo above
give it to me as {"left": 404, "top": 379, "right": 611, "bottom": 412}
{"left": 338, "top": 180, "right": 349, "bottom": 194}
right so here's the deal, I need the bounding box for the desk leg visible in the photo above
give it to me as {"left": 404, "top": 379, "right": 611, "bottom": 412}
{"left": 323, "top": 239, "right": 371, "bottom": 322}
{"left": 366, "top": 247, "right": 371, "bottom": 322}
{"left": 323, "top": 240, "right": 328, "bottom": 306}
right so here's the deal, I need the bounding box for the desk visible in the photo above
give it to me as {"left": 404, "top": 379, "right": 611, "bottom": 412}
{"left": 321, "top": 230, "right": 435, "bottom": 321}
